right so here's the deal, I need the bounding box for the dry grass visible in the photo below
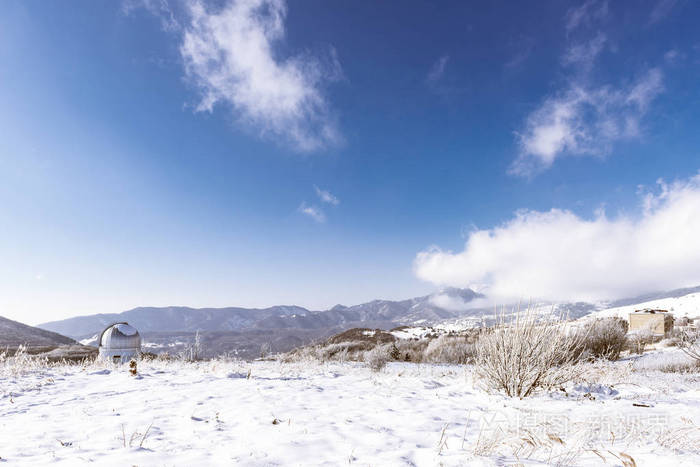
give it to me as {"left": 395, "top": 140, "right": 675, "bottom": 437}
{"left": 634, "top": 351, "right": 700, "bottom": 373}
{"left": 0, "top": 345, "right": 50, "bottom": 377}
{"left": 120, "top": 421, "right": 154, "bottom": 448}
{"left": 466, "top": 409, "right": 646, "bottom": 466}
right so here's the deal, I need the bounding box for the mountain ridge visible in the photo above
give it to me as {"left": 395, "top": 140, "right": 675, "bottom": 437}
{"left": 38, "top": 288, "right": 484, "bottom": 339}
{"left": 37, "top": 285, "right": 700, "bottom": 350}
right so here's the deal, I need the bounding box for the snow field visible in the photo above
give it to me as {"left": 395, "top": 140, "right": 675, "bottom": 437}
{"left": 1, "top": 355, "right": 700, "bottom": 466}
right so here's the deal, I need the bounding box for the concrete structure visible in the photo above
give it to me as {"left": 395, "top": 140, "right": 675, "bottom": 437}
{"left": 628, "top": 309, "right": 674, "bottom": 338}
{"left": 98, "top": 322, "right": 141, "bottom": 363}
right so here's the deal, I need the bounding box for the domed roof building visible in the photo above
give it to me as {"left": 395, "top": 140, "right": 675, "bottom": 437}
{"left": 98, "top": 322, "right": 141, "bottom": 363}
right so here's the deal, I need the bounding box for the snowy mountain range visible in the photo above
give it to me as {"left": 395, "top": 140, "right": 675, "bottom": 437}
{"left": 32, "top": 285, "right": 700, "bottom": 359}
{"left": 37, "top": 287, "right": 484, "bottom": 339}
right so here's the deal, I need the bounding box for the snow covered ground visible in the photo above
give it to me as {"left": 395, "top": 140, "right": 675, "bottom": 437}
{"left": 587, "top": 292, "right": 700, "bottom": 321}
{"left": 2, "top": 352, "right": 700, "bottom": 466}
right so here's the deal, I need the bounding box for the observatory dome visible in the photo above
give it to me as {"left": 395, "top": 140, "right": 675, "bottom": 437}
{"left": 98, "top": 322, "right": 141, "bottom": 363}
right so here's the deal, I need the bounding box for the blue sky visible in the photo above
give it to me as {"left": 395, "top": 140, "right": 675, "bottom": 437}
{"left": 1, "top": 0, "right": 699, "bottom": 324}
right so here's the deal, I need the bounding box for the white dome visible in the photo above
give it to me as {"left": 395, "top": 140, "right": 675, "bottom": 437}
{"left": 99, "top": 322, "right": 141, "bottom": 350}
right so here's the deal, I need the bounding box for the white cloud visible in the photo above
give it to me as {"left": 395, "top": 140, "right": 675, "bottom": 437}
{"left": 427, "top": 55, "right": 449, "bottom": 84}
{"left": 414, "top": 172, "right": 700, "bottom": 303}
{"left": 298, "top": 202, "right": 325, "bottom": 223}
{"left": 565, "top": 0, "right": 609, "bottom": 33}
{"left": 429, "top": 293, "right": 486, "bottom": 312}
{"left": 511, "top": 68, "right": 664, "bottom": 176}
{"left": 314, "top": 185, "right": 339, "bottom": 205}
{"left": 179, "top": 0, "right": 342, "bottom": 152}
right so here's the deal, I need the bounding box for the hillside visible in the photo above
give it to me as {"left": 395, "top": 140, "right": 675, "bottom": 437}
{"left": 0, "top": 315, "right": 76, "bottom": 348}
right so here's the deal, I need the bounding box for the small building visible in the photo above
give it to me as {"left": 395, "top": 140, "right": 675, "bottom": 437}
{"left": 98, "top": 322, "right": 141, "bottom": 363}
{"left": 628, "top": 309, "right": 674, "bottom": 338}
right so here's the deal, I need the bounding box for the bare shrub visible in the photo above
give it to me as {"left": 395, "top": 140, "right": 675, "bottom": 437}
{"left": 423, "top": 335, "right": 478, "bottom": 364}
{"left": 365, "top": 345, "right": 390, "bottom": 371}
{"left": 279, "top": 340, "right": 364, "bottom": 364}
{"left": 475, "top": 309, "right": 584, "bottom": 398}
{"left": 627, "top": 330, "right": 654, "bottom": 355}
{"left": 394, "top": 339, "right": 429, "bottom": 362}
{"left": 578, "top": 317, "right": 628, "bottom": 360}
{"left": 678, "top": 327, "right": 700, "bottom": 362}
{"left": 389, "top": 342, "right": 401, "bottom": 360}
{"left": 279, "top": 345, "right": 323, "bottom": 363}
{"left": 662, "top": 337, "right": 681, "bottom": 347}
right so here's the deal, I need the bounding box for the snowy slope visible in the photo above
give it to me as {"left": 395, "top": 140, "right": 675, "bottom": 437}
{"left": 584, "top": 292, "right": 700, "bottom": 321}
{"left": 2, "top": 356, "right": 700, "bottom": 466}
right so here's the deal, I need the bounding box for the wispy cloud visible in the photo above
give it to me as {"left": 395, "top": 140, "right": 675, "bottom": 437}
{"left": 174, "top": 0, "right": 342, "bottom": 152}
{"left": 415, "top": 172, "right": 700, "bottom": 303}
{"left": 664, "top": 48, "right": 681, "bottom": 63}
{"left": 511, "top": 2, "right": 666, "bottom": 177}
{"left": 565, "top": 0, "right": 609, "bottom": 33}
{"left": 426, "top": 55, "right": 449, "bottom": 84}
{"left": 298, "top": 202, "right": 325, "bottom": 223}
{"left": 649, "top": 0, "right": 678, "bottom": 25}
{"left": 504, "top": 36, "right": 534, "bottom": 70}
{"left": 299, "top": 185, "right": 339, "bottom": 222}
{"left": 626, "top": 68, "right": 665, "bottom": 111}
{"left": 122, "top": 0, "right": 181, "bottom": 32}
{"left": 314, "top": 185, "right": 340, "bottom": 205}
{"left": 561, "top": 32, "right": 607, "bottom": 69}
{"left": 511, "top": 68, "right": 664, "bottom": 176}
